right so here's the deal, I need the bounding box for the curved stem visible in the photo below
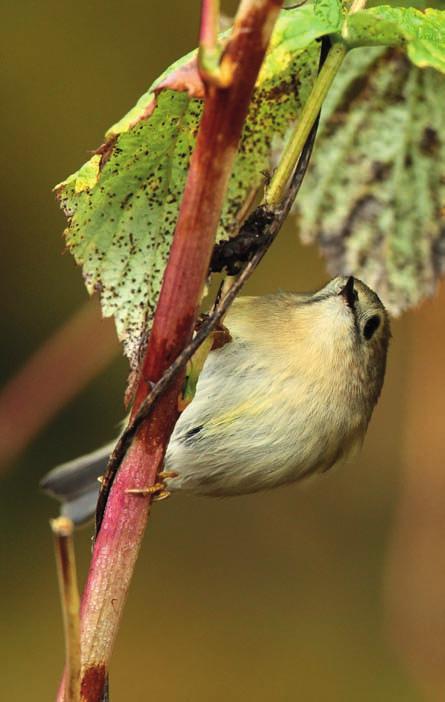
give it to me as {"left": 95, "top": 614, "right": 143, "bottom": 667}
{"left": 265, "top": 41, "right": 347, "bottom": 208}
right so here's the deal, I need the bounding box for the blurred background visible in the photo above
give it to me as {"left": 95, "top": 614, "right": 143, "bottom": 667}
{"left": 2, "top": 1, "right": 445, "bottom": 700}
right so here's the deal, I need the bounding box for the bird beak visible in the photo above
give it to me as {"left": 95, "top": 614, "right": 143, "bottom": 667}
{"left": 339, "top": 276, "right": 356, "bottom": 309}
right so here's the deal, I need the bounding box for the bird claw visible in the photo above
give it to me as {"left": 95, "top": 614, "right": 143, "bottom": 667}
{"left": 126, "top": 481, "right": 165, "bottom": 497}
{"left": 158, "top": 470, "right": 178, "bottom": 480}
{"left": 152, "top": 490, "right": 171, "bottom": 502}
{"left": 126, "top": 471, "right": 178, "bottom": 501}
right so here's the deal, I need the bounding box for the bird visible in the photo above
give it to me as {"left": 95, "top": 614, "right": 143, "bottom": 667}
{"left": 40, "top": 276, "right": 390, "bottom": 525}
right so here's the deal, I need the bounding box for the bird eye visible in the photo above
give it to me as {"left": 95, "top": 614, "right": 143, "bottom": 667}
{"left": 363, "top": 315, "right": 381, "bottom": 341}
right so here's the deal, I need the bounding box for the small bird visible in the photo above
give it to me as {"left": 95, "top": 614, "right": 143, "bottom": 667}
{"left": 41, "top": 276, "right": 390, "bottom": 524}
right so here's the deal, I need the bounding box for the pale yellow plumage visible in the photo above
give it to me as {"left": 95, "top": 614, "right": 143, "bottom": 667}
{"left": 41, "top": 276, "right": 390, "bottom": 522}
{"left": 164, "top": 277, "right": 389, "bottom": 495}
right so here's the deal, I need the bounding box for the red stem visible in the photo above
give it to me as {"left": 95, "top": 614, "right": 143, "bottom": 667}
{"left": 57, "top": 2, "right": 283, "bottom": 701}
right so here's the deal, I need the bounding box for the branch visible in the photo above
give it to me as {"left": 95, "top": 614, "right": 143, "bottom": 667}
{"left": 56, "top": 3, "right": 284, "bottom": 701}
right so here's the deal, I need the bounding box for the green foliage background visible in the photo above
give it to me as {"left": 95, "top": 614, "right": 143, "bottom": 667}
{"left": 2, "top": 2, "right": 445, "bottom": 701}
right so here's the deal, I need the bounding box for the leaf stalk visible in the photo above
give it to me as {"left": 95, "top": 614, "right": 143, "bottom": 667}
{"left": 265, "top": 40, "right": 347, "bottom": 207}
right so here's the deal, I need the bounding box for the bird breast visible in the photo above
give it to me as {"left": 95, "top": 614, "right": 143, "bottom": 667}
{"left": 163, "top": 334, "right": 368, "bottom": 496}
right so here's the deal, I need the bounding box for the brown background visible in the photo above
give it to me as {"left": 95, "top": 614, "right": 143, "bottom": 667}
{"left": 2, "top": 1, "right": 445, "bottom": 700}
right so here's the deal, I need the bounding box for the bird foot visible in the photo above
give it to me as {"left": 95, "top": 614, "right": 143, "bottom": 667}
{"left": 158, "top": 470, "right": 178, "bottom": 480}
{"left": 126, "top": 471, "right": 178, "bottom": 501}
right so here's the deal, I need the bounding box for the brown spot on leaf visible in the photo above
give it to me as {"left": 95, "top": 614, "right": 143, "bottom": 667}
{"left": 262, "top": 76, "right": 299, "bottom": 102}
{"left": 432, "top": 226, "right": 445, "bottom": 276}
{"left": 335, "top": 74, "right": 370, "bottom": 117}
{"left": 120, "top": 192, "right": 134, "bottom": 210}
{"left": 340, "top": 195, "right": 379, "bottom": 240}
{"left": 155, "top": 57, "right": 205, "bottom": 101}
{"left": 95, "top": 135, "right": 118, "bottom": 170}
{"left": 371, "top": 161, "right": 391, "bottom": 182}
{"left": 420, "top": 127, "right": 440, "bottom": 156}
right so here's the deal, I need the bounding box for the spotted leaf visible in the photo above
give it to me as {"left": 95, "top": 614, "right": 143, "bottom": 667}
{"left": 295, "top": 47, "right": 445, "bottom": 315}
{"left": 56, "top": 4, "right": 346, "bottom": 366}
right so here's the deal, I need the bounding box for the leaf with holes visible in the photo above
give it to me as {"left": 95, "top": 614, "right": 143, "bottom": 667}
{"left": 56, "top": 3, "right": 346, "bottom": 367}
{"left": 294, "top": 47, "right": 445, "bottom": 315}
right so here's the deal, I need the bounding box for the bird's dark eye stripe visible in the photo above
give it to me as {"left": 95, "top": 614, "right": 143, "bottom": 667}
{"left": 363, "top": 315, "right": 381, "bottom": 340}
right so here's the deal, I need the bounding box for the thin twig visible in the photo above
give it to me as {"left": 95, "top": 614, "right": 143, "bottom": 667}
{"left": 51, "top": 517, "right": 81, "bottom": 702}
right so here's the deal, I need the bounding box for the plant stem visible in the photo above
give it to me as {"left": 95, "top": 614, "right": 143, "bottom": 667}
{"left": 349, "top": 0, "right": 367, "bottom": 13}
{"left": 56, "top": 3, "right": 284, "bottom": 702}
{"left": 51, "top": 517, "right": 81, "bottom": 702}
{"left": 198, "top": 0, "right": 223, "bottom": 81}
{"left": 265, "top": 41, "right": 346, "bottom": 208}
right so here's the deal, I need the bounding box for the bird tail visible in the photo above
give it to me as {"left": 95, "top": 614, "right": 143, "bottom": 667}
{"left": 40, "top": 442, "right": 114, "bottom": 526}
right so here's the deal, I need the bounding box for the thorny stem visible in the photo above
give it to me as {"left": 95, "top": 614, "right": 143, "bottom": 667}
{"left": 51, "top": 517, "right": 81, "bottom": 702}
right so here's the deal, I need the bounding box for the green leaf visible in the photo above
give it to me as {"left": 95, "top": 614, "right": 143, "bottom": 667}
{"left": 314, "top": 0, "right": 344, "bottom": 29}
{"left": 294, "top": 47, "right": 445, "bottom": 315}
{"left": 56, "top": 5, "right": 345, "bottom": 367}
{"left": 345, "top": 7, "right": 445, "bottom": 74}
{"left": 280, "top": 2, "right": 343, "bottom": 49}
